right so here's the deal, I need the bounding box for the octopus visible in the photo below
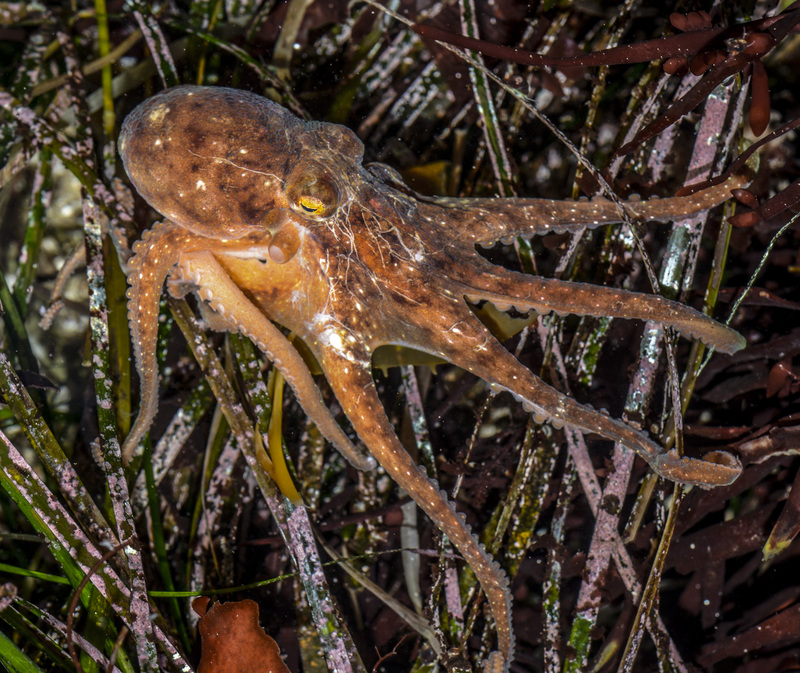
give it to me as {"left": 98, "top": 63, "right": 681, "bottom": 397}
{"left": 118, "top": 85, "right": 747, "bottom": 669}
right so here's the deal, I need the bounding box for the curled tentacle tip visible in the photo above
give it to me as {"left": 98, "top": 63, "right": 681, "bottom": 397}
{"left": 701, "top": 449, "right": 742, "bottom": 473}
{"left": 655, "top": 449, "right": 742, "bottom": 487}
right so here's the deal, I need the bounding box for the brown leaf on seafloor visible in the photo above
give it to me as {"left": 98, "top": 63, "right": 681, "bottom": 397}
{"left": 763, "top": 463, "right": 800, "bottom": 562}
{"left": 736, "top": 422, "right": 800, "bottom": 465}
{"left": 414, "top": 2, "right": 800, "bottom": 164}
{"left": 192, "top": 597, "right": 292, "bottom": 673}
{"left": 666, "top": 504, "right": 777, "bottom": 575}
{"left": 698, "top": 603, "right": 800, "bottom": 667}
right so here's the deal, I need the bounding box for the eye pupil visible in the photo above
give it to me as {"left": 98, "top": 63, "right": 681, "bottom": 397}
{"left": 299, "top": 198, "right": 321, "bottom": 213}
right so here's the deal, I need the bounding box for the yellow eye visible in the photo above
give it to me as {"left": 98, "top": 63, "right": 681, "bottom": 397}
{"left": 287, "top": 166, "right": 341, "bottom": 219}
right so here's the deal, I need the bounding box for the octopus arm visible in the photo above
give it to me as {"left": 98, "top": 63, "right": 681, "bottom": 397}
{"left": 426, "top": 308, "right": 742, "bottom": 486}
{"left": 317, "top": 345, "right": 514, "bottom": 666}
{"left": 452, "top": 260, "right": 746, "bottom": 355}
{"left": 123, "top": 220, "right": 195, "bottom": 461}
{"left": 127, "top": 244, "right": 373, "bottom": 471}
{"left": 442, "top": 172, "right": 749, "bottom": 246}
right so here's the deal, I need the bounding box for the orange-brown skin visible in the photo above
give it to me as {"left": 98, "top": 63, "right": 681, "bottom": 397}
{"left": 119, "top": 85, "right": 747, "bottom": 668}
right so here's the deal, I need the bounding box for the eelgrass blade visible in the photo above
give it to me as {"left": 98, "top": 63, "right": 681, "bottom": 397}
{"left": 169, "top": 298, "right": 368, "bottom": 673}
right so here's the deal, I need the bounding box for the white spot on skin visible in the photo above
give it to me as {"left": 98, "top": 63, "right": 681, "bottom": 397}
{"left": 314, "top": 313, "right": 358, "bottom": 362}
{"left": 196, "top": 179, "right": 206, "bottom": 191}
{"left": 328, "top": 331, "right": 345, "bottom": 351}
{"left": 148, "top": 105, "right": 169, "bottom": 123}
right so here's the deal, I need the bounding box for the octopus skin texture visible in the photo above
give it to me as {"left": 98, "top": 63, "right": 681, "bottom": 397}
{"left": 118, "top": 85, "right": 747, "bottom": 669}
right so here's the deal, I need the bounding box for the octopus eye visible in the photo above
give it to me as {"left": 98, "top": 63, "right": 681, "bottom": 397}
{"left": 287, "top": 170, "right": 340, "bottom": 220}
